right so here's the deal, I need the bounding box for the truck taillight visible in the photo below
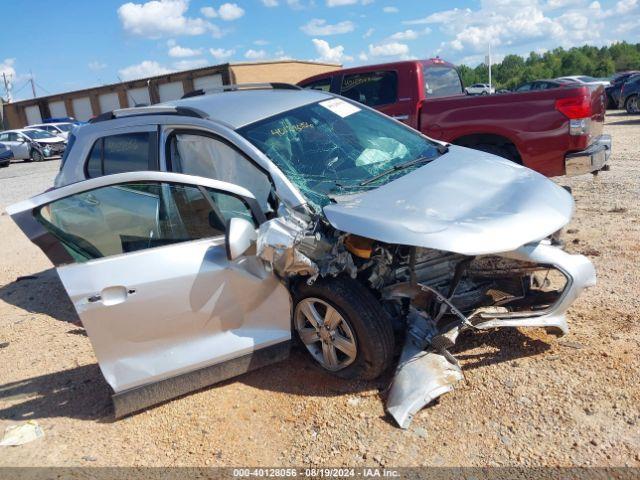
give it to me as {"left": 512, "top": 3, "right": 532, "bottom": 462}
{"left": 555, "top": 96, "right": 591, "bottom": 119}
{"left": 569, "top": 118, "right": 590, "bottom": 136}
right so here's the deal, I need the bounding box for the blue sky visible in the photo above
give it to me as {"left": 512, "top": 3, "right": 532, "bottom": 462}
{"left": 2, "top": 0, "right": 638, "bottom": 100}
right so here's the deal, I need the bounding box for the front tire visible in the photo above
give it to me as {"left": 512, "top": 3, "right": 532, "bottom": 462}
{"left": 29, "top": 149, "right": 43, "bottom": 162}
{"left": 625, "top": 94, "right": 639, "bottom": 114}
{"left": 293, "top": 276, "right": 394, "bottom": 380}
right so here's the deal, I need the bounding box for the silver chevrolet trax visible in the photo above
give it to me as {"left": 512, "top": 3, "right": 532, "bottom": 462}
{"left": 8, "top": 84, "right": 596, "bottom": 428}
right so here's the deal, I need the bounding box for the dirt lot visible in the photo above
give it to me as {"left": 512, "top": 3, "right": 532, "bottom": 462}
{"left": 0, "top": 113, "right": 638, "bottom": 468}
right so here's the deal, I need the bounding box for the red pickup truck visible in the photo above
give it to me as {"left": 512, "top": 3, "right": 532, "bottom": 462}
{"left": 299, "top": 58, "right": 611, "bottom": 178}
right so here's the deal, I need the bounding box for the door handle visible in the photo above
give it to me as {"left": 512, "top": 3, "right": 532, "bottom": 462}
{"left": 87, "top": 286, "right": 135, "bottom": 306}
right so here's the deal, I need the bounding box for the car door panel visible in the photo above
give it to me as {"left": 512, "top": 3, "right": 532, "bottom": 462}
{"left": 57, "top": 236, "right": 290, "bottom": 392}
{"left": 7, "top": 171, "right": 290, "bottom": 405}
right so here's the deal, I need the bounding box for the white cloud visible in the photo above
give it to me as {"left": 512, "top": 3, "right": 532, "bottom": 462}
{"left": 245, "top": 49, "right": 267, "bottom": 59}
{"left": 174, "top": 58, "right": 209, "bottom": 69}
{"left": 402, "top": 0, "right": 615, "bottom": 58}
{"left": 119, "top": 60, "right": 173, "bottom": 80}
{"left": 301, "top": 18, "right": 355, "bottom": 35}
{"left": 254, "top": 39, "right": 269, "bottom": 45}
{"left": 88, "top": 60, "right": 107, "bottom": 71}
{"left": 388, "top": 28, "right": 431, "bottom": 40}
{"left": 210, "top": 47, "right": 235, "bottom": 60}
{"left": 358, "top": 51, "right": 368, "bottom": 61}
{"left": 218, "top": 3, "right": 245, "bottom": 20}
{"left": 615, "top": 0, "right": 638, "bottom": 14}
{"left": 118, "top": 0, "right": 212, "bottom": 38}
{"left": 199, "top": 2, "right": 244, "bottom": 20}
{"left": 326, "top": 0, "right": 369, "bottom": 5}
{"left": 200, "top": 6, "right": 217, "bottom": 17}
{"left": 368, "top": 41, "right": 409, "bottom": 57}
{"left": 168, "top": 45, "right": 203, "bottom": 57}
{"left": 383, "top": 6, "right": 399, "bottom": 13}
{"left": 312, "top": 38, "right": 353, "bottom": 63}
{"left": 363, "top": 27, "right": 374, "bottom": 38}
{"left": 0, "top": 59, "right": 16, "bottom": 85}
{"left": 261, "top": 0, "right": 278, "bottom": 5}
{"left": 404, "top": 7, "right": 472, "bottom": 25}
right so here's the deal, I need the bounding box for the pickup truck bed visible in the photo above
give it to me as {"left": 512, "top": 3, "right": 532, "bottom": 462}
{"left": 299, "top": 59, "right": 611, "bottom": 178}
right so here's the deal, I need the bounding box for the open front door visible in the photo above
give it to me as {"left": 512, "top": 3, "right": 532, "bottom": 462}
{"left": 7, "top": 172, "right": 291, "bottom": 416}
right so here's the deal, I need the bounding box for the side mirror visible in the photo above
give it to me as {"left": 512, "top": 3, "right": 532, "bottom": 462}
{"left": 18, "top": 137, "right": 26, "bottom": 143}
{"left": 225, "top": 217, "right": 257, "bottom": 261}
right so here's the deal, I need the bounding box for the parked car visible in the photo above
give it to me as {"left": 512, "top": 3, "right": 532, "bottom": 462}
{"left": 556, "top": 75, "right": 610, "bottom": 87}
{"left": 514, "top": 78, "right": 577, "bottom": 91}
{"left": 0, "top": 129, "right": 66, "bottom": 162}
{"left": 464, "top": 83, "right": 495, "bottom": 95}
{"left": 0, "top": 143, "right": 12, "bottom": 167}
{"left": 28, "top": 122, "right": 74, "bottom": 140}
{"left": 618, "top": 73, "right": 640, "bottom": 114}
{"left": 299, "top": 59, "right": 611, "bottom": 178}
{"left": 8, "top": 85, "right": 596, "bottom": 428}
{"left": 605, "top": 71, "right": 639, "bottom": 109}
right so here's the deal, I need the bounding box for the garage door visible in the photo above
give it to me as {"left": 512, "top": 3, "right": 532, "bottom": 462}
{"left": 193, "top": 74, "right": 223, "bottom": 91}
{"left": 48, "top": 101, "right": 67, "bottom": 118}
{"left": 72, "top": 97, "right": 93, "bottom": 121}
{"left": 158, "top": 82, "right": 184, "bottom": 102}
{"left": 99, "top": 92, "right": 121, "bottom": 113}
{"left": 25, "top": 105, "right": 42, "bottom": 125}
{"left": 127, "top": 87, "right": 151, "bottom": 107}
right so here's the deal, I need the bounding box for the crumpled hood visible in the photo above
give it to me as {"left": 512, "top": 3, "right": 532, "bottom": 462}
{"left": 323, "top": 145, "right": 574, "bottom": 255}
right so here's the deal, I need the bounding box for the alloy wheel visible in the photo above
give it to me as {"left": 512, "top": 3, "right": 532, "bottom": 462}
{"left": 294, "top": 297, "right": 357, "bottom": 372}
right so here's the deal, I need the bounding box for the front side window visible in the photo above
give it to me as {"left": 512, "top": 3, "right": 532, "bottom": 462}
{"left": 423, "top": 66, "right": 463, "bottom": 97}
{"left": 168, "top": 133, "right": 272, "bottom": 212}
{"left": 304, "top": 78, "right": 332, "bottom": 92}
{"left": 238, "top": 99, "right": 441, "bottom": 208}
{"left": 0, "top": 133, "right": 8, "bottom": 142}
{"left": 36, "top": 181, "right": 255, "bottom": 262}
{"left": 340, "top": 71, "right": 398, "bottom": 107}
{"left": 86, "top": 132, "right": 155, "bottom": 178}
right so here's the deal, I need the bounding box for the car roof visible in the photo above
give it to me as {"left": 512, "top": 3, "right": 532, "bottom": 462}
{"left": 163, "top": 88, "right": 333, "bottom": 129}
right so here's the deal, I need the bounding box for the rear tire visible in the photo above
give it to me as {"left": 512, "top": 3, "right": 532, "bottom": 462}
{"left": 292, "top": 276, "right": 394, "bottom": 380}
{"left": 625, "top": 94, "right": 639, "bottom": 114}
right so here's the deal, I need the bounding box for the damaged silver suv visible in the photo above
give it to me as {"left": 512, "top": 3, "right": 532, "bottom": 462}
{"left": 7, "top": 84, "right": 596, "bottom": 428}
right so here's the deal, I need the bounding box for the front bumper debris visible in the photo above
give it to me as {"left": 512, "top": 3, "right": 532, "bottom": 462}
{"left": 565, "top": 134, "right": 611, "bottom": 176}
{"left": 385, "top": 241, "right": 596, "bottom": 428}
{"left": 386, "top": 310, "right": 463, "bottom": 429}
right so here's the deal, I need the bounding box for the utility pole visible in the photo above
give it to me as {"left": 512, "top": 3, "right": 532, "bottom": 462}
{"left": 29, "top": 70, "right": 37, "bottom": 98}
{"left": 2, "top": 73, "right": 11, "bottom": 102}
{"left": 486, "top": 44, "right": 492, "bottom": 94}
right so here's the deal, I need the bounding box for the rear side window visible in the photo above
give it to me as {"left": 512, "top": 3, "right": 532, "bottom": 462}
{"left": 86, "top": 132, "right": 157, "bottom": 178}
{"left": 303, "top": 78, "right": 332, "bottom": 92}
{"left": 340, "top": 71, "right": 398, "bottom": 107}
{"left": 424, "top": 66, "right": 463, "bottom": 97}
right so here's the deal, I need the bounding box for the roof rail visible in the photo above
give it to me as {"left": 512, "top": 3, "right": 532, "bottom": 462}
{"left": 89, "top": 105, "right": 208, "bottom": 124}
{"left": 181, "top": 82, "right": 302, "bottom": 99}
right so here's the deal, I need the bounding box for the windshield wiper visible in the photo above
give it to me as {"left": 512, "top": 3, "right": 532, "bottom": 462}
{"left": 359, "top": 155, "right": 438, "bottom": 186}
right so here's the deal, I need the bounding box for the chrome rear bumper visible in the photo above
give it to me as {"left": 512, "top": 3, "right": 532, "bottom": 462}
{"left": 565, "top": 134, "right": 611, "bottom": 176}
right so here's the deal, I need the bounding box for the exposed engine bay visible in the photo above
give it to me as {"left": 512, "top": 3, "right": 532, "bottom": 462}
{"left": 256, "top": 207, "right": 585, "bottom": 428}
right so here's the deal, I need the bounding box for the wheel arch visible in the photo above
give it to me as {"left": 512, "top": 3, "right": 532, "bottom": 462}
{"left": 451, "top": 133, "right": 523, "bottom": 164}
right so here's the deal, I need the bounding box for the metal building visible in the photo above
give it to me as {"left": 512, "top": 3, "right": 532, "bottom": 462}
{"left": 1, "top": 60, "right": 340, "bottom": 129}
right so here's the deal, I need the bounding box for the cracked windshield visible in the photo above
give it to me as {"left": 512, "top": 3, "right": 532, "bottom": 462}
{"left": 239, "top": 98, "right": 441, "bottom": 207}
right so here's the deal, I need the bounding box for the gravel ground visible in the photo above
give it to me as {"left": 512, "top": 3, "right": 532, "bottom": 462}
{"left": 0, "top": 113, "right": 638, "bottom": 467}
{"left": 0, "top": 158, "right": 61, "bottom": 210}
